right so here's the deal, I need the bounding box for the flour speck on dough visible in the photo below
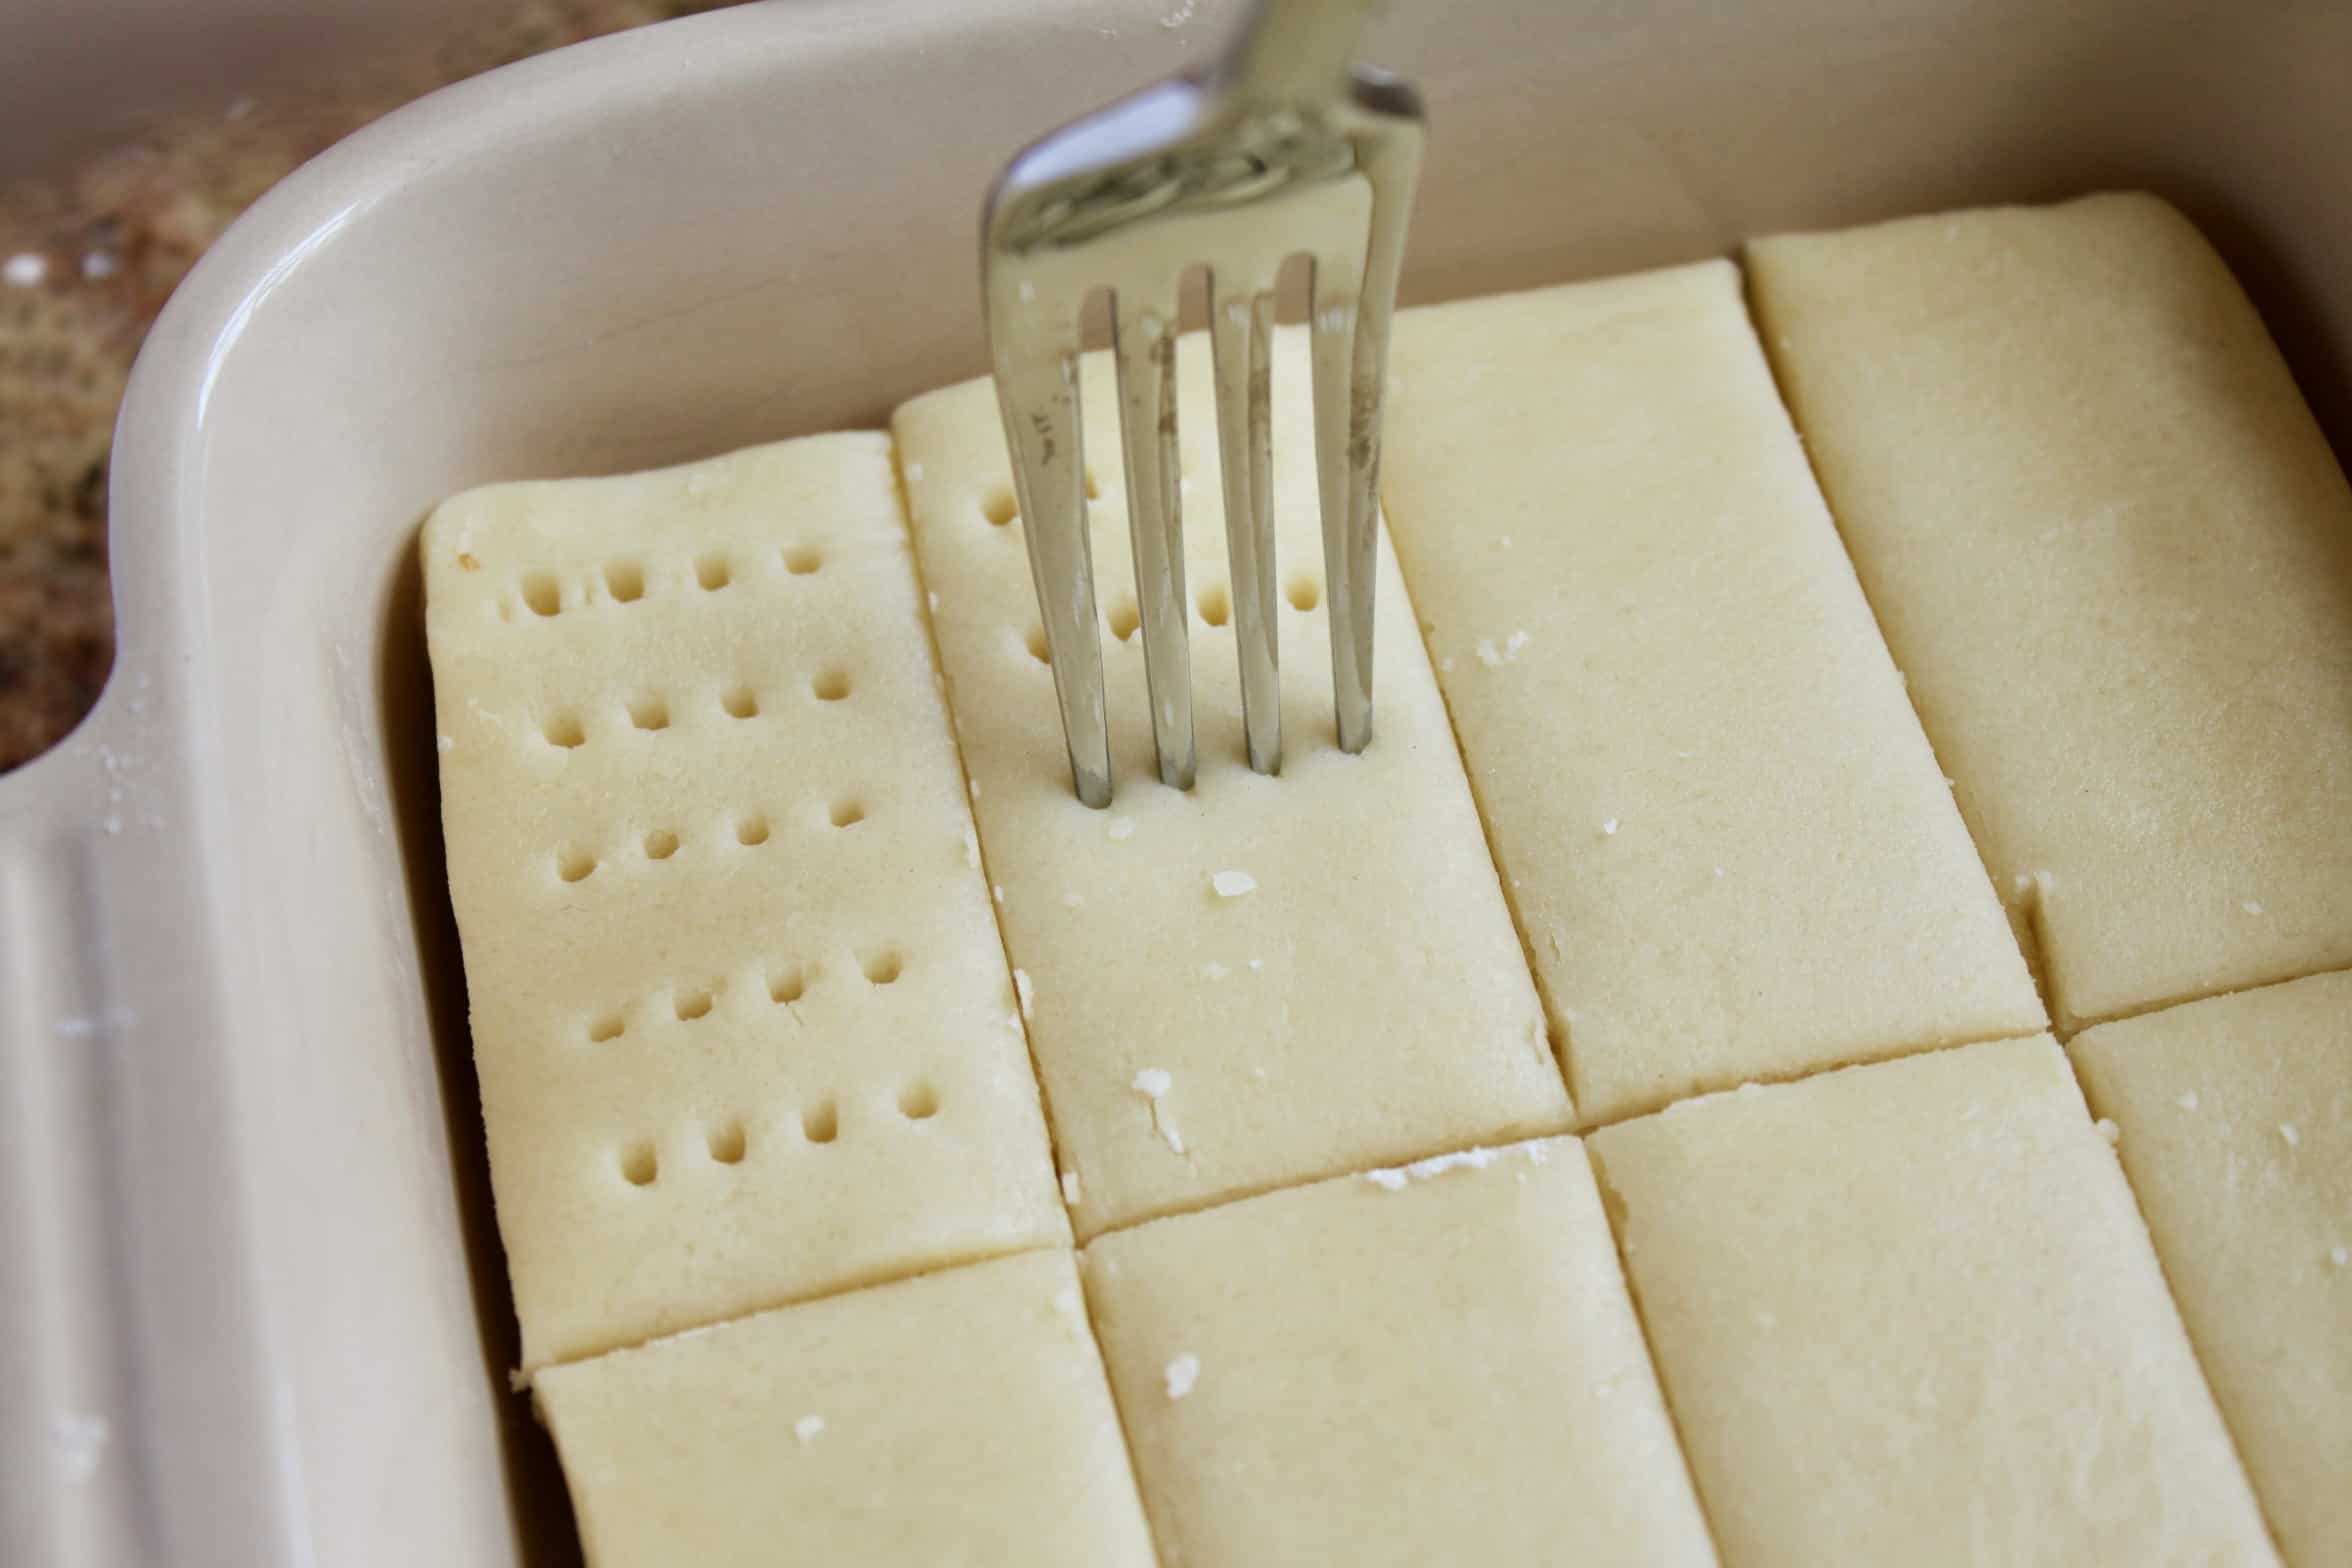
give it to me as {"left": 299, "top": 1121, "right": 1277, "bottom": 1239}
{"left": 1163, "top": 1352, "right": 1201, "bottom": 1399}
{"left": 794, "top": 1415, "right": 825, "bottom": 1443}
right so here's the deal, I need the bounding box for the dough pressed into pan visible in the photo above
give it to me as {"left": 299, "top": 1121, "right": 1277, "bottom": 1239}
{"left": 2072, "top": 970, "right": 2352, "bottom": 1568}
{"left": 894, "top": 335, "right": 1572, "bottom": 1238}
{"left": 1750, "top": 192, "right": 2352, "bottom": 1031}
{"left": 534, "top": 1248, "right": 1155, "bottom": 1566}
{"left": 1589, "top": 1036, "right": 2274, "bottom": 1566}
{"left": 1083, "top": 1136, "right": 1716, "bottom": 1568}
{"left": 1383, "top": 260, "right": 2042, "bottom": 1123}
{"left": 424, "top": 435, "right": 1065, "bottom": 1370}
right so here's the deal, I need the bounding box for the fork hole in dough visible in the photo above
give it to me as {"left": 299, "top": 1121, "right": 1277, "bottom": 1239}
{"left": 603, "top": 561, "right": 645, "bottom": 603}
{"left": 628, "top": 693, "right": 670, "bottom": 731}
{"left": 736, "top": 814, "right": 771, "bottom": 847}
{"left": 694, "top": 553, "right": 732, "bottom": 591}
{"left": 829, "top": 798, "right": 866, "bottom": 829}
{"left": 811, "top": 667, "right": 851, "bottom": 702}
{"left": 769, "top": 966, "right": 810, "bottom": 1005}
{"left": 898, "top": 1080, "right": 941, "bottom": 1120}
{"left": 619, "top": 1143, "right": 658, "bottom": 1186}
{"left": 520, "top": 571, "right": 561, "bottom": 617}
{"left": 674, "top": 987, "right": 716, "bottom": 1022}
{"left": 721, "top": 684, "right": 760, "bottom": 720}
{"left": 706, "top": 1120, "right": 748, "bottom": 1165}
{"left": 642, "top": 829, "right": 680, "bottom": 861}
{"left": 1198, "top": 582, "right": 1231, "bottom": 627}
{"left": 802, "top": 1100, "right": 840, "bottom": 1144}
{"left": 981, "top": 486, "right": 1019, "bottom": 527}
{"left": 861, "top": 949, "right": 904, "bottom": 985}
{"left": 1108, "top": 598, "right": 1141, "bottom": 642}
{"left": 782, "top": 544, "right": 823, "bottom": 576}
{"left": 555, "top": 847, "right": 597, "bottom": 884}
{"left": 1286, "top": 574, "right": 1322, "bottom": 612}
{"left": 586, "top": 1013, "right": 625, "bottom": 1044}
{"left": 1024, "top": 625, "right": 1052, "bottom": 665}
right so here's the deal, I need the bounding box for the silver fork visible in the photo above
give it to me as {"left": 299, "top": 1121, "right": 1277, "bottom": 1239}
{"left": 983, "top": 0, "right": 1424, "bottom": 808}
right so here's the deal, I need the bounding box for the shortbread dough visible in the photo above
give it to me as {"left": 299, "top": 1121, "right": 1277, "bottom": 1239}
{"left": 1082, "top": 1137, "right": 1715, "bottom": 1567}
{"left": 893, "top": 335, "right": 1571, "bottom": 1237}
{"left": 1750, "top": 193, "right": 2352, "bottom": 1031}
{"left": 2072, "top": 970, "right": 2352, "bottom": 1568}
{"left": 424, "top": 434, "right": 1065, "bottom": 1370}
{"left": 534, "top": 1249, "right": 1155, "bottom": 1566}
{"left": 1383, "top": 262, "right": 2042, "bottom": 1122}
{"left": 1590, "top": 1036, "right": 2274, "bottom": 1566}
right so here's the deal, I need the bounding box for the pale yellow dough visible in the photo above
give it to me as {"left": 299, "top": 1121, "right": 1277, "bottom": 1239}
{"left": 1590, "top": 1036, "right": 2275, "bottom": 1566}
{"left": 1749, "top": 192, "right": 2352, "bottom": 1031}
{"left": 1083, "top": 1136, "right": 1716, "bottom": 1568}
{"left": 893, "top": 336, "right": 1571, "bottom": 1237}
{"left": 424, "top": 435, "right": 1064, "bottom": 1370}
{"left": 2072, "top": 971, "right": 2352, "bottom": 1568}
{"left": 534, "top": 1248, "right": 1156, "bottom": 1567}
{"left": 1383, "top": 262, "right": 2042, "bottom": 1121}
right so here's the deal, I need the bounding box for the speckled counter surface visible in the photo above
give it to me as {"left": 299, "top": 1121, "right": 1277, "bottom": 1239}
{"left": 0, "top": 0, "right": 719, "bottom": 771}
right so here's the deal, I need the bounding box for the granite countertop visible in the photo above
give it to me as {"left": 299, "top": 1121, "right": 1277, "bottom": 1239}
{"left": 0, "top": 0, "right": 716, "bottom": 772}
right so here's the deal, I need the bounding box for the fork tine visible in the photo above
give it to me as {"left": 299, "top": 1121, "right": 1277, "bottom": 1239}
{"left": 1309, "top": 243, "right": 1377, "bottom": 753}
{"left": 1111, "top": 298, "right": 1195, "bottom": 790}
{"left": 1210, "top": 273, "right": 1281, "bottom": 774}
{"left": 991, "top": 344, "right": 1112, "bottom": 807}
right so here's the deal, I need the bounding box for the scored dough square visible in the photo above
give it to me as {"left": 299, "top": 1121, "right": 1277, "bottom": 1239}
{"left": 893, "top": 335, "right": 1571, "bottom": 1237}
{"left": 2072, "top": 971, "right": 2352, "bottom": 1568}
{"left": 424, "top": 434, "right": 1065, "bottom": 1371}
{"left": 1383, "top": 262, "right": 2042, "bottom": 1122}
{"left": 1589, "top": 1036, "right": 2274, "bottom": 1566}
{"left": 1082, "top": 1137, "right": 1716, "bottom": 1568}
{"left": 534, "top": 1248, "right": 1156, "bottom": 1567}
{"left": 1749, "top": 192, "right": 2352, "bottom": 1031}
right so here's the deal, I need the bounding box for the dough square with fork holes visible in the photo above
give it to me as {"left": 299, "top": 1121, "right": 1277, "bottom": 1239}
{"left": 425, "top": 432, "right": 1064, "bottom": 1371}
{"left": 894, "top": 333, "right": 1573, "bottom": 1237}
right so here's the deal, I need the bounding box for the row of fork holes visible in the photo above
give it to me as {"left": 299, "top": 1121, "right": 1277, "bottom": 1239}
{"left": 617, "top": 1084, "right": 941, "bottom": 1186}
{"left": 555, "top": 800, "right": 863, "bottom": 883}
{"left": 981, "top": 470, "right": 1102, "bottom": 528}
{"left": 512, "top": 546, "right": 824, "bottom": 619}
{"left": 541, "top": 673, "right": 847, "bottom": 749}
{"left": 1022, "top": 576, "right": 1322, "bottom": 664}
{"left": 584, "top": 953, "right": 903, "bottom": 1042}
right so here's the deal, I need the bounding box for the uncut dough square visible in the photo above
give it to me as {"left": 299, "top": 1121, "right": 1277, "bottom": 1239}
{"left": 1383, "top": 262, "right": 2041, "bottom": 1121}
{"left": 534, "top": 1248, "right": 1155, "bottom": 1567}
{"left": 894, "top": 336, "right": 1570, "bottom": 1237}
{"left": 1749, "top": 192, "right": 2352, "bottom": 1031}
{"left": 424, "top": 435, "right": 1064, "bottom": 1371}
{"left": 1083, "top": 1137, "right": 1715, "bottom": 1568}
{"left": 1590, "top": 1036, "right": 2274, "bottom": 1566}
{"left": 2072, "top": 971, "right": 2352, "bottom": 1568}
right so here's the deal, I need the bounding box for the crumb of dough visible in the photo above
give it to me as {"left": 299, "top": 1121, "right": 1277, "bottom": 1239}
{"left": 1163, "top": 1353, "right": 1201, "bottom": 1400}
{"left": 1210, "top": 870, "right": 1257, "bottom": 898}
{"left": 793, "top": 1415, "right": 824, "bottom": 1443}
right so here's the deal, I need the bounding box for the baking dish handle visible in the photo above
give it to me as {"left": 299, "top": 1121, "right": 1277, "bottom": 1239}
{"left": 0, "top": 698, "right": 304, "bottom": 1568}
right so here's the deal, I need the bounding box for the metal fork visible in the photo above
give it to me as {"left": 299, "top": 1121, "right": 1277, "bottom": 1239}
{"left": 983, "top": 0, "right": 1424, "bottom": 808}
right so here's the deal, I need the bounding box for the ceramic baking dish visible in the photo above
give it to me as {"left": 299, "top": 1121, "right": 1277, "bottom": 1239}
{"left": 4, "top": 0, "right": 2348, "bottom": 1562}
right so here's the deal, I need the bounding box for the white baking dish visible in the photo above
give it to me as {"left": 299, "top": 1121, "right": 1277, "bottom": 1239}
{"left": 4, "top": 1, "right": 2347, "bottom": 1562}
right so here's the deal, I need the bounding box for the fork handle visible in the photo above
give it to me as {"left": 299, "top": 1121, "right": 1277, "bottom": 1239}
{"left": 1217, "top": 0, "right": 1381, "bottom": 104}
